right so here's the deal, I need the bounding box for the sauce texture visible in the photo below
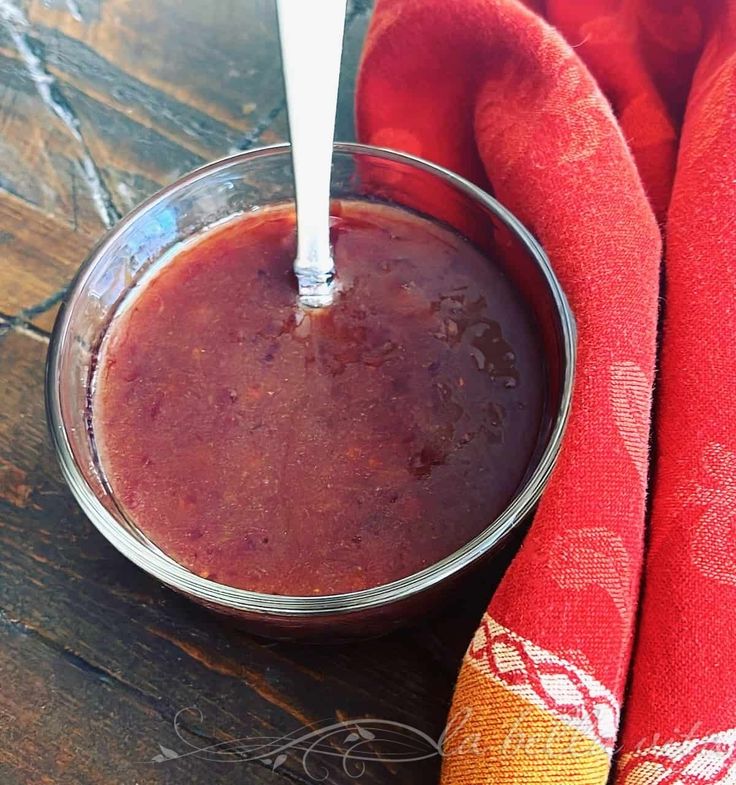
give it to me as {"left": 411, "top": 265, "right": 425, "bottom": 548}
{"left": 94, "top": 202, "right": 544, "bottom": 594}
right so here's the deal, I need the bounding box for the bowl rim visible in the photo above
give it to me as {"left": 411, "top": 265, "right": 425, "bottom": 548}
{"left": 46, "top": 141, "right": 576, "bottom": 617}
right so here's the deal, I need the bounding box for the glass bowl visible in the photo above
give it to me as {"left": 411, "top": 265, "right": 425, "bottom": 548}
{"left": 46, "top": 143, "right": 576, "bottom": 638}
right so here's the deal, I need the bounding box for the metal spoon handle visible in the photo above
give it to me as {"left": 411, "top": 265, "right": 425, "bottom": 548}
{"left": 277, "top": 0, "right": 347, "bottom": 308}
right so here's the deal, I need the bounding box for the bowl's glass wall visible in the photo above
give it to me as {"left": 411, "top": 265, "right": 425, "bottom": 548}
{"left": 48, "top": 145, "right": 573, "bottom": 637}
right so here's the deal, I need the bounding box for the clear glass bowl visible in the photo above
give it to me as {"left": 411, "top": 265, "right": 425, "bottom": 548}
{"left": 46, "top": 143, "right": 576, "bottom": 638}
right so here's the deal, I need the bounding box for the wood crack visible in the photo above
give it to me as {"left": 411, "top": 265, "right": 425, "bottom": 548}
{"left": 232, "top": 99, "right": 286, "bottom": 152}
{"left": 0, "top": 0, "right": 120, "bottom": 228}
{"left": 0, "top": 605, "right": 168, "bottom": 714}
{"left": 0, "top": 606, "right": 343, "bottom": 785}
{"left": 0, "top": 311, "right": 51, "bottom": 343}
{"left": 17, "top": 285, "right": 69, "bottom": 322}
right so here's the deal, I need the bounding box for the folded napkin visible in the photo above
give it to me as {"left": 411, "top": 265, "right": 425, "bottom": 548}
{"left": 357, "top": 1, "right": 736, "bottom": 782}
{"left": 614, "top": 4, "right": 736, "bottom": 782}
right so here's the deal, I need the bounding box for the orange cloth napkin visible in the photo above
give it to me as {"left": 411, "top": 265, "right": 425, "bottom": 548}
{"left": 356, "top": 1, "right": 736, "bottom": 783}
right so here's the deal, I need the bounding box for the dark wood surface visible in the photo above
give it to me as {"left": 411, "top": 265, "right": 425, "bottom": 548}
{"left": 0, "top": 2, "right": 507, "bottom": 782}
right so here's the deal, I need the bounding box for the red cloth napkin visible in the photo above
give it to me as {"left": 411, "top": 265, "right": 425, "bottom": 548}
{"left": 614, "top": 4, "right": 736, "bottom": 782}
{"left": 356, "top": 1, "right": 736, "bottom": 782}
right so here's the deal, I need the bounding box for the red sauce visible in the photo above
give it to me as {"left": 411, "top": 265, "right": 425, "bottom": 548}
{"left": 93, "top": 202, "right": 544, "bottom": 595}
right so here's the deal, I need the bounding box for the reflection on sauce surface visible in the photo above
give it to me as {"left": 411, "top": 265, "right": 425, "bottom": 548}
{"left": 94, "top": 202, "right": 545, "bottom": 595}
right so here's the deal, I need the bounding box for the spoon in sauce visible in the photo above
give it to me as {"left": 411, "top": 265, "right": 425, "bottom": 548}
{"left": 277, "top": 0, "right": 347, "bottom": 308}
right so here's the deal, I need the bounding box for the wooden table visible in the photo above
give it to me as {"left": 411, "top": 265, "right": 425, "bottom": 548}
{"left": 0, "top": 2, "right": 507, "bottom": 782}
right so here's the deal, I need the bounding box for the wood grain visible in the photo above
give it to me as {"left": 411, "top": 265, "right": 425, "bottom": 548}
{"left": 0, "top": 2, "right": 512, "bottom": 783}
{"left": 0, "top": 0, "right": 369, "bottom": 327}
{"left": 0, "top": 190, "right": 95, "bottom": 331}
{"left": 0, "top": 325, "right": 502, "bottom": 784}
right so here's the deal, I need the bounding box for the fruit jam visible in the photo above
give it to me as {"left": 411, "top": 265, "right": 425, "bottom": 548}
{"left": 93, "top": 201, "right": 544, "bottom": 595}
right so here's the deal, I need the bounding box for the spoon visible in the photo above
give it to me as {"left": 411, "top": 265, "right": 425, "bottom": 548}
{"left": 277, "top": 0, "right": 347, "bottom": 308}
